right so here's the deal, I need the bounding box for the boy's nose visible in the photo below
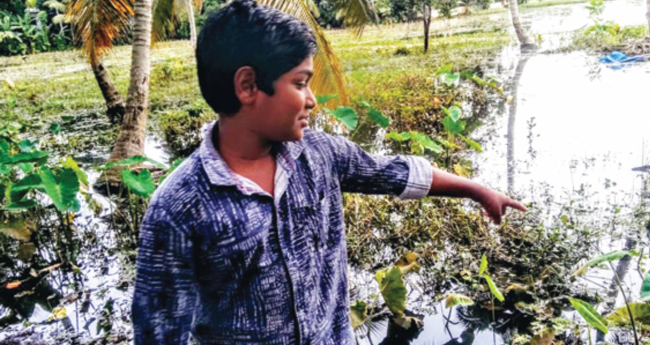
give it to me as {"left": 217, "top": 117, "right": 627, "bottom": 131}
{"left": 305, "top": 87, "right": 316, "bottom": 109}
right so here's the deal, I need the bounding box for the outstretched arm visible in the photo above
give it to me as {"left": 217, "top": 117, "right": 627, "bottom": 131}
{"left": 428, "top": 167, "right": 527, "bottom": 224}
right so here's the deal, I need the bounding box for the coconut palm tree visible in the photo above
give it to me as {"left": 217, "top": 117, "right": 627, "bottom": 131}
{"left": 65, "top": 0, "right": 134, "bottom": 121}
{"left": 646, "top": 0, "right": 650, "bottom": 38}
{"left": 507, "top": 0, "right": 535, "bottom": 48}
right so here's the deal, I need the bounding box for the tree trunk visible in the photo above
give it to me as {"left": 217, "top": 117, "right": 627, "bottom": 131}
{"left": 646, "top": 0, "right": 650, "bottom": 38}
{"left": 90, "top": 57, "right": 125, "bottom": 123}
{"left": 507, "top": 51, "right": 531, "bottom": 194}
{"left": 423, "top": 4, "right": 431, "bottom": 53}
{"left": 508, "top": 0, "right": 535, "bottom": 48}
{"left": 107, "top": 0, "right": 153, "bottom": 165}
{"left": 186, "top": 0, "right": 197, "bottom": 48}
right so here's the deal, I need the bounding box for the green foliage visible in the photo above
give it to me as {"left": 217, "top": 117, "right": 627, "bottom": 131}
{"left": 607, "top": 303, "right": 650, "bottom": 327}
{"left": 640, "top": 272, "right": 650, "bottom": 302}
{"left": 121, "top": 168, "right": 156, "bottom": 198}
{"left": 569, "top": 298, "right": 608, "bottom": 334}
{"left": 484, "top": 275, "right": 505, "bottom": 302}
{"left": 324, "top": 106, "right": 359, "bottom": 130}
{"left": 0, "top": 9, "right": 73, "bottom": 56}
{"left": 40, "top": 167, "right": 80, "bottom": 212}
{"left": 350, "top": 300, "right": 368, "bottom": 330}
{"left": 573, "top": 250, "right": 635, "bottom": 277}
{"left": 375, "top": 267, "right": 408, "bottom": 317}
{"left": 445, "top": 293, "right": 475, "bottom": 308}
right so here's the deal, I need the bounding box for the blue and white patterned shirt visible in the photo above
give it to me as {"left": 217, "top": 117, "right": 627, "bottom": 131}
{"left": 131, "top": 121, "right": 433, "bottom": 344}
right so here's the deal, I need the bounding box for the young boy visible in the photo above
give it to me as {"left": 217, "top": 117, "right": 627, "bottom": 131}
{"left": 131, "top": 0, "right": 526, "bottom": 344}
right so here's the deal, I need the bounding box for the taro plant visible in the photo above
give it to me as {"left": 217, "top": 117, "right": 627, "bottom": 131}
{"left": 316, "top": 94, "right": 389, "bottom": 131}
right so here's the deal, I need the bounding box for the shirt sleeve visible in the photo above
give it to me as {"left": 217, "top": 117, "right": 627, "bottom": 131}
{"left": 319, "top": 132, "right": 433, "bottom": 199}
{"left": 132, "top": 205, "right": 197, "bottom": 345}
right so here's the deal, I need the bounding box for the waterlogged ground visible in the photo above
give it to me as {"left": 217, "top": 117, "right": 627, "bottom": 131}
{"left": 0, "top": 0, "right": 649, "bottom": 344}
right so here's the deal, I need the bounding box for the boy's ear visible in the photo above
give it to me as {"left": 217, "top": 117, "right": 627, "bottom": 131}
{"left": 233, "top": 66, "right": 258, "bottom": 106}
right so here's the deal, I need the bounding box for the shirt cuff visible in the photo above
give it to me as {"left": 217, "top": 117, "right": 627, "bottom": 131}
{"left": 398, "top": 156, "right": 433, "bottom": 200}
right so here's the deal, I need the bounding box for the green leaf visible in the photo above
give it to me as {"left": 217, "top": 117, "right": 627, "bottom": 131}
{"left": 17, "top": 163, "right": 33, "bottom": 174}
{"left": 10, "top": 174, "right": 44, "bottom": 202}
{"left": 60, "top": 157, "right": 88, "bottom": 188}
{"left": 104, "top": 156, "right": 166, "bottom": 170}
{"left": 18, "top": 139, "right": 36, "bottom": 152}
{"left": 478, "top": 254, "right": 488, "bottom": 275}
{"left": 445, "top": 293, "right": 475, "bottom": 308}
{"left": 483, "top": 275, "right": 504, "bottom": 302}
{"left": 443, "top": 73, "right": 460, "bottom": 87}
{"left": 0, "top": 151, "right": 50, "bottom": 165}
{"left": 121, "top": 168, "right": 156, "bottom": 198}
{"left": 442, "top": 116, "right": 466, "bottom": 136}
{"left": 61, "top": 115, "right": 75, "bottom": 122}
{"left": 0, "top": 138, "right": 9, "bottom": 155}
{"left": 367, "top": 107, "right": 389, "bottom": 128}
{"left": 435, "top": 63, "right": 453, "bottom": 75}
{"left": 50, "top": 122, "right": 61, "bottom": 134}
{"left": 573, "top": 250, "right": 635, "bottom": 277}
{"left": 386, "top": 132, "right": 408, "bottom": 142}
{"left": 375, "top": 266, "right": 407, "bottom": 317}
{"left": 40, "top": 167, "right": 80, "bottom": 213}
{"left": 316, "top": 94, "right": 338, "bottom": 105}
{"left": 569, "top": 298, "right": 608, "bottom": 334}
{"left": 437, "top": 138, "right": 459, "bottom": 149}
{"left": 607, "top": 302, "right": 650, "bottom": 326}
{"left": 325, "top": 106, "right": 358, "bottom": 130}
{"left": 640, "top": 272, "right": 650, "bottom": 302}
{"left": 459, "top": 135, "right": 482, "bottom": 153}
{"left": 411, "top": 132, "right": 443, "bottom": 154}
{"left": 350, "top": 300, "right": 368, "bottom": 330}
{"left": 2, "top": 199, "right": 38, "bottom": 211}
{"left": 447, "top": 106, "right": 462, "bottom": 122}
{"left": 0, "top": 218, "right": 32, "bottom": 241}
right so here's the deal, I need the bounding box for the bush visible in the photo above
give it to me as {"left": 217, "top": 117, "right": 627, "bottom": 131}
{"left": 0, "top": 9, "right": 74, "bottom": 56}
{"left": 157, "top": 101, "right": 218, "bottom": 158}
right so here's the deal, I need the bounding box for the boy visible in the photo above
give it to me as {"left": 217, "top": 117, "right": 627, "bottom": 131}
{"left": 131, "top": 0, "right": 526, "bottom": 344}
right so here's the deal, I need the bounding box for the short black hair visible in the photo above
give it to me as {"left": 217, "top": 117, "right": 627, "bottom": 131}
{"left": 196, "top": 0, "right": 317, "bottom": 115}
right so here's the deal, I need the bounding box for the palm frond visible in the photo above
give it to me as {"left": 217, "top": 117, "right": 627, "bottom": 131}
{"left": 66, "top": 0, "right": 134, "bottom": 63}
{"left": 333, "top": 0, "right": 377, "bottom": 37}
{"left": 151, "top": 0, "right": 180, "bottom": 43}
{"left": 193, "top": 0, "right": 203, "bottom": 12}
{"left": 259, "top": 0, "right": 350, "bottom": 107}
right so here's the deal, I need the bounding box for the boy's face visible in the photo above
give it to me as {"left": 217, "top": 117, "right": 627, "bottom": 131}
{"left": 253, "top": 57, "right": 316, "bottom": 142}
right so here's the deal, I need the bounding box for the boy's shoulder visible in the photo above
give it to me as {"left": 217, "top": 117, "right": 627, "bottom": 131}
{"left": 147, "top": 151, "right": 205, "bottom": 214}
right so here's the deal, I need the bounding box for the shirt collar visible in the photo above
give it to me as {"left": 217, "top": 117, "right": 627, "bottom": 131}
{"left": 198, "top": 121, "right": 304, "bottom": 187}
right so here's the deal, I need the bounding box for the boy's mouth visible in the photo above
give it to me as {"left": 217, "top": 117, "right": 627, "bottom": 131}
{"left": 298, "top": 115, "right": 309, "bottom": 127}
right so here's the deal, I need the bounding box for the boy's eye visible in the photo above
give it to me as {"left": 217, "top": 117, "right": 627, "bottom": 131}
{"left": 295, "top": 82, "right": 307, "bottom": 88}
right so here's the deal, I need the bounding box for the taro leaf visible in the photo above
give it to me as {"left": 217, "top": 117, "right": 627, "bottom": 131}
{"left": 325, "top": 106, "right": 358, "bottom": 130}
{"left": 60, "top": 157, "right": 89, "bottom": 189}
{"left": 435, "top": 63, "right": 453, "bottom": 76}
{"left": 0, "top": 138, "right": 9, "bottom": 154}
{"left": 459, "top": 135, "right": 482, "bottom": 153}
{"left": 48, "top": 306, "right": 67, "bottom": 322}
{"left": 445, "top": 293, "right": 475, "bottom": 308}
{"left": 479, "top": 254, "right": 488, "bottom": 276}
{"left": 410, "top": 141, "right": 424, "bottom": 156}
{"left": 394, "top": 252, "right": 420, "bottom": 274}
{"left": 121, "top": 168, "right": 156, "bottom": 198}
{"left": 443, "top": 73, "right": 460, "bottom": 87}
{"left": 10, "top": 174, "right": 44, "bottom": 202}
{"left": 316, "top": 94, "right": 338, "bottom": 105}
{"left": 40, "top": 167, "right": 80, "bottom": 213}
{"left": 573, "top": 250, "right": 634, "bottom": 277}
{"left": 104, "top": 156, "right": 166, "bottom": 170}
{"left": 1, "top": 151, "right": 49, "bottom": 165}
{"left": 18, "top": 139, "right": 36, "bottom": 152}
{"left": 607, "top": 302, "right": 650, "bottom": 326}
{"left": 375, "top": 267, "right": 407, "bottom": 317}
{"left": 442, "top": 116, "right": 466, "bottom": 136}
{"left": 483, "top": 275, "right": 504, "bottom": 302}
{"left": 350, "top": 300, "right": 368, "bottom": 330}
{"left": 453, "top": 163, "right": 471, "bottom": 177}
{"left": 640, "top": 272, "right": 650, "bottom": 302}
{"left": 447, "top": 106, "right": 462, "bottom": 122}
{"left": 411, "top": 131, "right": 443, "bottom": 154}
{"left": 367, "top": 107, "right": 389, "bottom": 128}
{"left": 437, "top": 138, "right": 459, "bottom": 149}
{"left": 50, "top": 122, "right": 61, "bottom": 134}
{"left": 0, "top": 218, "right": 32, "bottom": 241}
{"left": 569, "top": 298, "right": 608, "bottom": 334}
{"left": 17, "top": 163, "right": 33, "bottom": 174}
{"left": 2, "top": 199, "right": 38, "bottom": 211}
{"left": 386, "top": 132, "right": 411, "bottom": 142}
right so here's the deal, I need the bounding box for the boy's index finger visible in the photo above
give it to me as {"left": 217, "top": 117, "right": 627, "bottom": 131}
{"left": 509, "top": 199, "right": 528, "bottom": 212}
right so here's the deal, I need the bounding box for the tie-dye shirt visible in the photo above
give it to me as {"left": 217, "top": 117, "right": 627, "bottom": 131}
{"left": 131, "top": 121, "right": 433, "bottom": 344}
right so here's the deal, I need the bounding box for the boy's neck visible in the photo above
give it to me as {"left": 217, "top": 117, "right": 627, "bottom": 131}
{"left": 215, "top": 116, "right": 274, "bottom": 162}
